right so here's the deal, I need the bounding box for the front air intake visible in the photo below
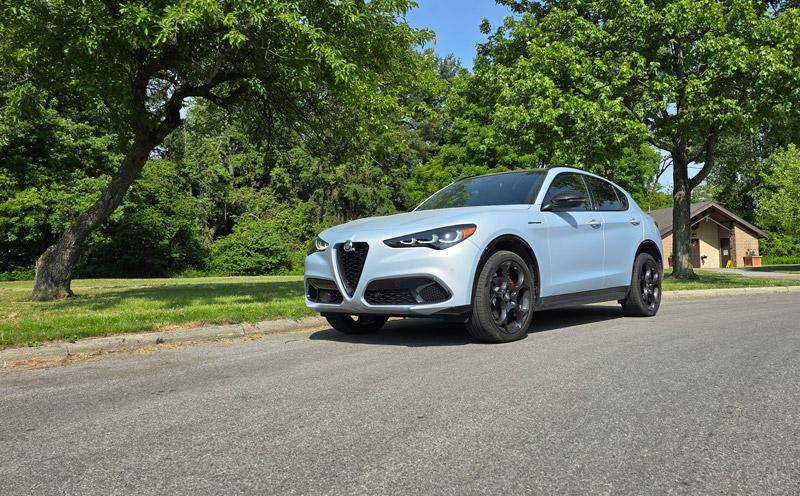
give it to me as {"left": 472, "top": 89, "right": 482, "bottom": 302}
{"left": 364, "top": 278, "right": 451, "bottom": 305}
{"left": 336, "top": 242, "right": 369, "bottom": 296}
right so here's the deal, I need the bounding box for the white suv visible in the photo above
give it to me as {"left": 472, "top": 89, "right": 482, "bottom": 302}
{"left": 305, "top": 167, "right": 663, "bottom": 343}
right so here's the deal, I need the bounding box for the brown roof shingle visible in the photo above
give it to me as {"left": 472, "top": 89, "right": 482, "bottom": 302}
{"left": 647, "top": 202, "right": 768, "bottom": 239}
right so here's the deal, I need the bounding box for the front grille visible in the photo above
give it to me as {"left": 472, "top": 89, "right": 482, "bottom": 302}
{"left": 306, "top": 278, "right": 343, "bottom": 304}
{"left": 336, "top": 242, "right": 369, "bottom": 296}
{"left": 364, "top": 278, "right": 451, "bottom": 305}
{"left": 365, "top": 289, "right": 417, "bottom": 305}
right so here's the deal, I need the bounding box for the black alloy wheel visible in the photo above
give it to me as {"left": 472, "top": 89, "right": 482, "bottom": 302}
{"left": 467, "top": 250, "right": 535, "bottom": 342}
{"left": 489, "top": 260, "right": 532, "bottom": 334}
{"left": 639, "top": 259, "right": 661, "bottom": 311}
{"left": 622, "top": 252, "right": 662, "bottom": 317}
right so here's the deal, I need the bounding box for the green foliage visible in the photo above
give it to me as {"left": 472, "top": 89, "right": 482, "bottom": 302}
{"left": 0, "top": 83, "right": 123, "bottom": 275}
{"left": 640, "top": 186, "right": 674, "bottom": 213}
{"left": 2, "top": 0, "right": 799, "bottom": 284}
{"left": 762, "top": 255, "right": 800, "bottom": 265}
{"left": 756, "top": 145, "right": 800, "bottom": 237}
{"left": 2, "top": 0, "right": 430, "bottom": 135}
{"left": 79, "top": 160, "right": 210, "bottom": 277}
{"left": 210, "top": 218, "right": 294, "bottom": 276}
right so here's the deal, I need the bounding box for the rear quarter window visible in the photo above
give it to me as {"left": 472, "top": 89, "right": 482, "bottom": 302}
{"left": 584, "top": 176, "right": 628, "bottom": 211}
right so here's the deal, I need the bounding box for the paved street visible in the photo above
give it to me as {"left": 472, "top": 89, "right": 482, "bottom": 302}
{"left": 2, "top": 294, "right": 799, "bottom": 495}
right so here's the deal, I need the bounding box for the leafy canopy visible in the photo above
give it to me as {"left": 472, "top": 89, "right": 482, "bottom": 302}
{"left": 2, "top": 0, "right": 429, "bottom": 141}
{"left": 418, "top": 0, "right": 800, "bottom": 205}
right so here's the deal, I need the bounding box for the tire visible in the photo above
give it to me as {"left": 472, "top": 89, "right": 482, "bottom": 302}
{"left": 621, "top": 252, "right": 662, "bottom": 317}
{"left": 324, "top": 314, "right": 389, "bottom": 334}
{"left": 466, "top": 250, "right": 535, "bottom": 343}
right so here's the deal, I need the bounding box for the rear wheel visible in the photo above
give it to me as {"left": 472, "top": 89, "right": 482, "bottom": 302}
{"left": 324, "top": 314, "right": 389, "bottom": 334}
{"left": 466, "top": 250, "right": 535, "bottom": 343}
{"left": 621, "top": 253, "right": 662, "bottom": 317}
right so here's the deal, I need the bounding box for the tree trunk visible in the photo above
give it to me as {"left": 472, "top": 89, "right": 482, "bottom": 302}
{"left": 31, "top": 132, "right": 161, "bottom": 301}
{"left": 671, "top": 157, "right": 695, "bottom": 279}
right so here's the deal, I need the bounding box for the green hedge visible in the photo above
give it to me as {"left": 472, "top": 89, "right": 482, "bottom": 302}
{"left": 762, "top": 256, "right": 800, "bottom": 266}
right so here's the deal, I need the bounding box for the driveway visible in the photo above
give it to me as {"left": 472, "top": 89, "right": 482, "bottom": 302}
{"left": 2, "top": 294, "right": 799, "bottom": 495}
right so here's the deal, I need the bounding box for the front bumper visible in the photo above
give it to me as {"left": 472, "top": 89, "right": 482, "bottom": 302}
{"left": 304, "top": 233, "right": 481, "bottom": 316}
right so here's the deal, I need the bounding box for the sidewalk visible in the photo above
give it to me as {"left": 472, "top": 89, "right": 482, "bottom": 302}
{"left": 701, "top": 268, "right": 800, "bottom": 280}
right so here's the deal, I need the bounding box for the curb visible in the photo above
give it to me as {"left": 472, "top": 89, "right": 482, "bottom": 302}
{"left": 3, "top": 286, "right": 799, "bottom": 367}
{"left": 1, "top": 316, "right": 327, "bottom": 367}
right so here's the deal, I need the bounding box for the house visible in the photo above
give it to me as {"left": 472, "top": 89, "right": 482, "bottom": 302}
{"left": 648, "top": 202, "right": 768, "bottom": 269}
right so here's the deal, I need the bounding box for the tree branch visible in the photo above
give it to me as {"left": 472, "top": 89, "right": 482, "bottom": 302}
{"left": 689, "top": 129, "right": 720, "bottom": 190}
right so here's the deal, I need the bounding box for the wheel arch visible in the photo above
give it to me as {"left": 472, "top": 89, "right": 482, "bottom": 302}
{"left": 472, "top": 234, "right": 541, "bottom": 304}
{"left": 635, "top": 239, "right": 663, "bottom": 269}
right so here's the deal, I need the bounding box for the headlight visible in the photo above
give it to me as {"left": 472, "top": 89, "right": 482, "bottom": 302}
{"left": 307, "top": 236, "right": 329, "bottom": 255}
{"left": 384, "top": 224, "right": 477, "bottom": 250}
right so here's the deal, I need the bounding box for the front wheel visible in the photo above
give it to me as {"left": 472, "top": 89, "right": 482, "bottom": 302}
{"left": 621, "top": 253, "right": 662, "bottom": 317}
{"left": 324, "top": 314, "right": 389, "bottom": 334}
{"left": 466, "top": 250, "right": 535, "bottom": 343}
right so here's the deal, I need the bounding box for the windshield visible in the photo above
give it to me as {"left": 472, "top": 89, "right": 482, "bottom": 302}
{"left": 416, "top": 171, "right": 547, "bottom": 211}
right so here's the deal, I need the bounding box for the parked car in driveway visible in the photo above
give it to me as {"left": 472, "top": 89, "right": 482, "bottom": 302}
{"left": 304, "top": 167, "right": 663, "bottom": 343}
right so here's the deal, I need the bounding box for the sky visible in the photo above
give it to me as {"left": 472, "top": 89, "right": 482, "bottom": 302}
{"left": 405, "top": 0, "right": 513, "bottom": 69}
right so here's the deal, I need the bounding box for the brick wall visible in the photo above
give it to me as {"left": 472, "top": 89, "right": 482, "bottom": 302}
{"left": 661, "top": 234, "right": 673, "bottom": 269}
{"left": 733, "top": 225, "right": 760, "bottom": 267}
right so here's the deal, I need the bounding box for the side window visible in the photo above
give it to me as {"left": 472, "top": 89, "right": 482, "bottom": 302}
{"left": 542, "top": 173, "right": 592, "bottom": 211}
{"left": 585, "top": 176, "right": 624, "bottom": 211}
{"left": 614, "top": 186, "right": 629, "bottom": 210}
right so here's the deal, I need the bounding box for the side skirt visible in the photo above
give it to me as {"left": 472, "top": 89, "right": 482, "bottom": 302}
{"left": 536, "top": 286, "right": 630, "bottom": 311}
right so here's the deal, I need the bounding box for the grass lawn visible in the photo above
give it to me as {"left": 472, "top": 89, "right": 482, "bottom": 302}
{"left": 2, "top": 269, "right": 800, "bottom": 349}
{"left": 0, "top": 276, "right": 312, "bottom": 349}
{"left": 661, "top": 269, "right": 800, "bottom": 290}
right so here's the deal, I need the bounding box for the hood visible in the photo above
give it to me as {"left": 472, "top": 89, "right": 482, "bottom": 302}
{"left": 320, "top": 205, "right": 531, "bottom": 239}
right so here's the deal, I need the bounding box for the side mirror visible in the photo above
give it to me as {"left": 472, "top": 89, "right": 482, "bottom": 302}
{"left": 542, "top": 190, "right": 586, "bottom": 211}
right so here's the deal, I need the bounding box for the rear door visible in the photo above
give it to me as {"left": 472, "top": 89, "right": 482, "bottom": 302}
{"left": 540, "top": 173, "right": 605, "bottom": 296}
{"left": 584, "top": 176, "right": 643, "bottom": 289}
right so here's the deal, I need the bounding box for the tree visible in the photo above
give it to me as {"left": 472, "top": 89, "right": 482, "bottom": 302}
{"left": 493, "top": 0, "right": 800, "bottom": 278}
{"left": 756, "top": 145, "right": 800, "bottom": 237}
{"left": 0, "top": 82, "right": 124, "bottom": 278}
{"left": 1, "top": 0, "right": 426, "bottom": 300}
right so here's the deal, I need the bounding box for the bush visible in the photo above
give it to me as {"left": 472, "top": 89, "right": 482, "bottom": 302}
{"left": 762, "top": 255, "right": 800, "bottom": 266}
{"left": 760, "top": 232, "right": 800, "bottom": 262}
{"left": 0, "top": 266, "right": 34, "bottom": 281}
{"left": 210, "top": 218, "right": 296, "bottom": 275}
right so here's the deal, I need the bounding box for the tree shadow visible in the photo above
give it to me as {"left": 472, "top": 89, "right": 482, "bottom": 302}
{"left": 309, "top": 305, "right": 626, "bottom": 347}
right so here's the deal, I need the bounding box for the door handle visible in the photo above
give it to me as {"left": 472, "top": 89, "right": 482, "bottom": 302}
{"left": 589, "top": 219, "right": 602, "bottom": 229}
{"left": 630, "top": 218, "right": 641, "bottom": 226}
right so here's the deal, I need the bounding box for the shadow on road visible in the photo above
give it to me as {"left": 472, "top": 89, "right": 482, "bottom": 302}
{"left": 309, "top": 304, "right": 625, "bottom": 347}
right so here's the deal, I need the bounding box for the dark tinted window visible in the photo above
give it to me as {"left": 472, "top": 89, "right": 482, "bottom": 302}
{"left": 416, "top": 171, "right": 546, "bottom": 211}
{"left": 585, "top": 176, "right": 625, "bottom": 211}
{"left": 542, "top": 173, "right": 592, "bottom": 211}
{"left": 614, "top": 186, "right": 629, "bottom": 210}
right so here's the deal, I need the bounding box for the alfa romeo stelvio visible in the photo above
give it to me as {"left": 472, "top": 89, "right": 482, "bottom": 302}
{"left": 304, "top": 167, "right": 663, "bottom": 343}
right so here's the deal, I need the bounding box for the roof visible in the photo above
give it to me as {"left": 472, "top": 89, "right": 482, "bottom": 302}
{"left": 648, "top": 201, "right": 768, "bottom": 239}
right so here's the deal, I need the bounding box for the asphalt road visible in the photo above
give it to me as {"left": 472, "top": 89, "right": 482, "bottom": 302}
{"left": 2, "top": 294, "right": 799, "bottom": 495}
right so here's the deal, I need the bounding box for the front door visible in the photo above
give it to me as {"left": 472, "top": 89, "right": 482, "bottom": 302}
{"left": 583, "top": 175, "right": 643, "bottom": 289}
{"left": 720, "top": 238, "right": 732, "bottom": 267}
{"left": 691, "top": 239, "right": 701, "bottom": 268}
{"left": 540, "top": 172, "right": 605, "bottom": 296}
